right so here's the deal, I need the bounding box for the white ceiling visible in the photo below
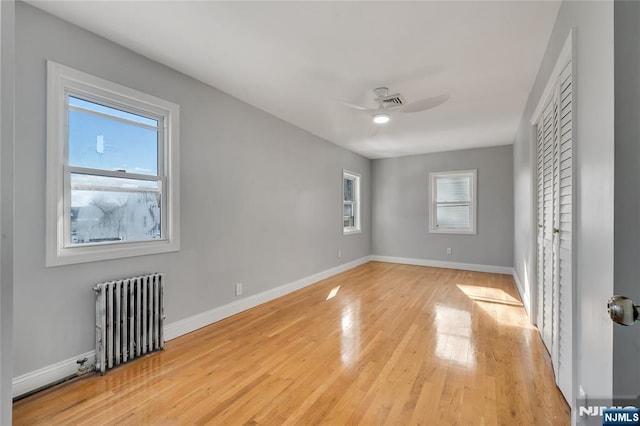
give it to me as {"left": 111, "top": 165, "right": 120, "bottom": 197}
{"left": 28, "top": 1, "right": 560, "bottom": 159}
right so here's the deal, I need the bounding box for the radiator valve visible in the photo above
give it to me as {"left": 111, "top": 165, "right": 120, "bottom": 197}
{"left": 76, "top": 357, "right": 89, "bottom": 376}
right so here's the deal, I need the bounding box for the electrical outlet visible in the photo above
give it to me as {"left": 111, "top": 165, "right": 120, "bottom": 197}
{"left": 337, "top": 249, "right": 342, "bottom": 259}
{"left": 235, "top": 283, "right": 243, "bottom": 296}
{"left": 446, "top": 248, "right": 452, "bottom": 255}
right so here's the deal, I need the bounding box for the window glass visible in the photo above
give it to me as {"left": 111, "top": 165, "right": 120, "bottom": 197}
{"left": 68, "top": 96, "right": 159, "bottom": 175}
{"left": 343, "top": 171, "right": 360, "bottom": 234}
{"left": 429, "top": 170, "right": 476, "bottom": 234}
{"left": 344, "top": 178, "right": 353, "bottom": 202}
{"left": 69, "top": 173, "right": 161, "bottom": 244}
{"left": 343, "top": 204, "right": 354, "bottom": 228}
{"left": 66, "top": 94, "right": 163, "bottom": 247}
{"left": 436, "top": 204, "right": 470, "bottom": 228}
{"left": 435, "top": 176, "right": 470, "bottom": 202}
{"left": 69, "top": 96, "right": 158, "bottom": 127}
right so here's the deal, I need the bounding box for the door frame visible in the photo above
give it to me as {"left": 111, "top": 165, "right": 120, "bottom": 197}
{"left": 0, "top": 0, "right": 15, "bottom": 424}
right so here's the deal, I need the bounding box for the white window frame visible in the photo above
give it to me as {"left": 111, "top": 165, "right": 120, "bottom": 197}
{"left": 428, "top": 169, "right": 477, "bottom": 235}
{"left": 46, "top": 61, "right": 180, "bottom": 266}
{"left": 343, "top": 170, "right": 361, "bottom": 235}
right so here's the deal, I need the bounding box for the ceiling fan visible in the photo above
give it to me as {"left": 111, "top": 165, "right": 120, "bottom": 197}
{"left": 345, "top": 87, "right": 449, "bottom": 125}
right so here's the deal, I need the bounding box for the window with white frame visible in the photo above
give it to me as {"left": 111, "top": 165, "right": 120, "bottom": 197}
{"left": 343, "top": 170, "right": 361, "bottom": 234}
{"left": 429, "top": 169, "right": 477, "bottom": 234}
{"left": 46, "top": 61, "right": 180, "bottom": 266}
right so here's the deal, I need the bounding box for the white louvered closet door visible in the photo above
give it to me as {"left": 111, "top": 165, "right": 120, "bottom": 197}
{"left": 538, "top": 98, "right": 556, "bottom": 358}
{"left": 535, "top": 60, "right": 573, "bottom": 404}
{"left": 555, "top": 61, "right": 573, "bottom": 401}
{"left": 536, "top": 105, "right": 545, "bottom": 332}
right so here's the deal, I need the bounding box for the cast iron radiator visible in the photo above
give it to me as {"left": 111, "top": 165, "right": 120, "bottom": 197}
{"left": 94, "top": 273, "right": 164, "bottom": 374}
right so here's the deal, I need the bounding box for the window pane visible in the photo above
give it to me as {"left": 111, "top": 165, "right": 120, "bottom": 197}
{"left": 436, "top": 176, "right": 470, "bottom": 202}
{"left": 344, "top": 178, "right": 353, "bottom": 202}
{"left": 69, "top": 96, "right": 158, "bottom": 127}
{"left": 343, "top": 203, "right": 354, "bottom": 227}
{"left": 436, "top": 204, "right": 470, "bottom": 228}
{"left": 68, "top": 97, "right": 159, "bottom": 175}
{"left": 70, "top": 173, "right": 161, "bottom": 245}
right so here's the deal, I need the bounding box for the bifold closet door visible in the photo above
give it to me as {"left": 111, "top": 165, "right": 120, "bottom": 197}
{"left": 535, "top": 59, "right": 573, "bottom": 404}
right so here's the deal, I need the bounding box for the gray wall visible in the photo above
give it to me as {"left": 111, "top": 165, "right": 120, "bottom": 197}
{"left": 1, "top": 0, "right": 15, "bottom": 423}
{"left": 513, "top": 0, "right": 615, "bottom": 412}
{"left": 372, "top": 145, "right": 513, "bottom": 268}
{"left": 614, "top": 0, "right": 640, "bottom": 400}
{"left": 14, "top": 3, "right": 370, "bottom": 377}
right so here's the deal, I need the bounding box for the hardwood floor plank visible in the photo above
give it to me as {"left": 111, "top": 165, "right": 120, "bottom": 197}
{"left": 13, "top": 262, "right": 570, "bottom": 425}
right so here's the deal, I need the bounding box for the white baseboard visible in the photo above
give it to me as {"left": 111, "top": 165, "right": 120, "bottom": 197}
{"left": 164, "top": 255, "right": 371, "bottom": 340}
{"left": 371, "top": 255, "right": 533, "bottom": 321}
{"left": 12, "top": 256, "right": 372, "bottom": 398}
{"left": 12, "top": 350, "right": 95, "bottom": 398}
{"left": 512, "top": 270, "right": 532, "bottom": 319}
{"left": 370, "top": 255, "right": 513, "bottom": 275}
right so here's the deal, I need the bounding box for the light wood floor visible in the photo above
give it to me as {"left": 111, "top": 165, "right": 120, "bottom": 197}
{"left": 13, "top": 262, "right": 570, "bottom": 425}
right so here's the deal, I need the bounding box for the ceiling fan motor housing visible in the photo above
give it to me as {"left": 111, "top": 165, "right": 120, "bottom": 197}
{"left": 373, "top": 87, "right": 405, "bottom": 109}
{"left": 378, "top": 93, "right": 405, "bottom": 108}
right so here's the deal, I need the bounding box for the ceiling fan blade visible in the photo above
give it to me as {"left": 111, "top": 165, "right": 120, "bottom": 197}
{"left": 339, "top": 101, "right": 374, "bottom": 112}
{"left": 400, "top": 94, "right": 450, "bottom": 113}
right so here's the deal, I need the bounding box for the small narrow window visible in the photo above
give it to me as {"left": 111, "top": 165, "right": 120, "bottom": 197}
{"left": 429, "top": 169, "right": 477, "bottom": 235}
{"left": 343, "top": 170, "right": 361, "bottom": 235}
{"left": 46, "top": 61, "right": 180, "bottom": 266}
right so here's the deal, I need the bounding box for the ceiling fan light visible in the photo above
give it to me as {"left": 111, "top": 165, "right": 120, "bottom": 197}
{"left": 373, "top": 113, "right": 390, "bottom": 124}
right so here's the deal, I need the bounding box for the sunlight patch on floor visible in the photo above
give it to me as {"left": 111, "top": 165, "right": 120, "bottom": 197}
{"left": 341, "top": 303, "right": 360, "bottom": 366}
{"left": 456, "top": 283, "right": 531, "bottom": 329}
{"left": 435, "top": 305, "right": 476, "bottom": 368}
{"left": 456, "top": 284, "right": 522, "bottom": 306}
{"left": 326, "top": 285, "right": 340, "bottom": 300}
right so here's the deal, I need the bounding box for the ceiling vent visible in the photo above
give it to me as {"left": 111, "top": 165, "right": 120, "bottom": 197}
{"left": 379, "top": 93, "right": 405, "bottom": 108}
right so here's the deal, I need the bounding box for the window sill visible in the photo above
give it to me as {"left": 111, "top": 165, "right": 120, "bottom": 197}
{"left": 428, "top": 228, "right": 476, "bottom": 235}
{"left": 46, "top": 238, "right": 180, "bottom": 267}
{"left": 343, "top": 229, "right": 362, "bottom": 236}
